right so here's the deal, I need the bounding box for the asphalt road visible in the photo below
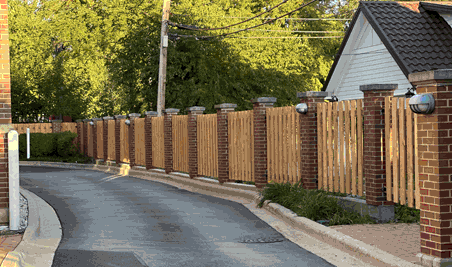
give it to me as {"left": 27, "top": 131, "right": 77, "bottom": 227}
{"left": 19, "top": 166, "right": 335, "bottom": 267}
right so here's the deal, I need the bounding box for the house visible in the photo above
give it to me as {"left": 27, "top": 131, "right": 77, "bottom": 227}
{"left": 322, "top": 1, "right": 452, "bottom": 102}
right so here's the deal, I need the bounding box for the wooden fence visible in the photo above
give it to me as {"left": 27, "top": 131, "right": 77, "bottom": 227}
{"left": 197, "top": 114, "right": 218, "bottom": 178}
{"left": 229, "top": 110, "right": 254, "bottom": 182}
{"left": 172, "top": 115, "right": 189, "bottom": 173}
{"left": 267, "top": 106, "right": 301, "bottom": 185}
{"left": 152, "top": 116, "right": 165, "bottom": 169}
{"left": 135, "top": 118, "right": 146, "bottom": 166}
{"left": 317, "top": 96, "right": 419, "bottom": 209}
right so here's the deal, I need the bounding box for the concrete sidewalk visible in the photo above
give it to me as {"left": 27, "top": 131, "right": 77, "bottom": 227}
{"left": 1, "top": 161, "right": 425, "bottom": 267}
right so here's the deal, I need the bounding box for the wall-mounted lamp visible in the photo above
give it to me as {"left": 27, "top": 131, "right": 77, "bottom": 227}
{"left": 295, "top": 103, "right": 308, "bottom": 114}
{"left": 125, "top": 119, "right": 131, "bottom": 126}
{"left": 325, "top": 95, "right": 339, "bottom": 102}
{"left": 89, "top": 121, "right": 94, "bottom": 126}
{"left": 409, "top": 93, "right": 435, "bottom": 114}
{"left": 405, "top": 87, "right": 415, "bottom": 98}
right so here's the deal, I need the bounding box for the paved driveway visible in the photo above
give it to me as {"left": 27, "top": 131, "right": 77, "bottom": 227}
{"left": 19, "top": 166, "right": 335, "bottom": 267}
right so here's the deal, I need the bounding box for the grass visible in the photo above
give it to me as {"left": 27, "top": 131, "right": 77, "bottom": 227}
{"left": 19, "top": 153, "right": 420, "bottom": 227}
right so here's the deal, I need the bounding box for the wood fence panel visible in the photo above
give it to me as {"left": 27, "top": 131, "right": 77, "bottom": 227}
{"left": 172, "top": 115, "right": 188, "bottom": 173}
{"left": 197, "top": 114, "right": 218, "bottom": 178}
{"left": 120, "top": 119, "right": 129, "bottom": 163}
{"left": 97, "top": 121, "right": 103, "bottom": 159}
{"left": 392, "top": 97, "right": 399, "bottom": 204}
{"left": 61, "top": 123, "right": 77, "bottom": 134}
{"left": 135, "top": 118, "right": 146, "bottom": 167}
{"left": 339, "top": 102, "right": 345, "bottom": 194}
{"left": 152, "top": 116, "right": 165, "bottom": 169}
{"left": 228, "top": 110, "right": 253, "bottom": 182}
{"left": 334, "top": 102, "right": 339, "bottom": 192}
{"left": 108, "top": 120, "right": 115, "bottom": 161}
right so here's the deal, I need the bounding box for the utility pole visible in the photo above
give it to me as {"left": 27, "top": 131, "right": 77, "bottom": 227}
{"left": 157, "top": 0, "right": 171, "bottom": 117}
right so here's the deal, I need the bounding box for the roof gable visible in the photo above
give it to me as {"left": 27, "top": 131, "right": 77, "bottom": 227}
{"left": 322, "top": 1, "right": 452, "bottom": 92}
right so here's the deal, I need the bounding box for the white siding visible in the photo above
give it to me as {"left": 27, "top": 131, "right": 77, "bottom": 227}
{"left": 325, "top": 12, "right": 412, "bottom": 101}
{"left": 439, "top": 13, "right": 452, "bottom": 28}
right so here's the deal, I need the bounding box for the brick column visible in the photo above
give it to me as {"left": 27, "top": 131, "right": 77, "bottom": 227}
{"left": 82, "top": 119, "right": 91, "bottom": 157}
{"left": 252, "top": 97, "right": 277, "bottom": 189}
{"left": 145, "top": 111, "right": 158, "bottom": 170}
{"left": 114, "top": 115, "right": 126, "bottom": 166}
{"left": 91, "top": 118, "right": 102, "bottom": 161}
{"left": 215, "top": 103, "right": 237, "bottom": 184}
{"left": 51, "top": 119, "right": 62, "bottom": 133}
{"left": 76, "top": 119, "right": 83, "bottom": 154}
{"left": 164, "top": 108, "right": 179, "bottom": 174}
{"left": 103, "top": 116, "right": 113, "bottom": 164}
{"left": 359, "top": 84, "right": 396, "bottom": 209}
{"left": 128, "top": 113, "right": 141, "bottom": 168}
{"left": 408, "top": 69, "right": 452, "bottom": 266}
{"left": 0, "top": 0, "right": 12, "bottom": 226}
{"left": 186, "top": 106, "right": 205, "bottom": 179}
{"left": 298, "top": 91, "right": 330, "bottom": 190}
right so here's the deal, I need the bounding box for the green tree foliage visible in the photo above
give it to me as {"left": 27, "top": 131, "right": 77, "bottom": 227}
{"left": 10, "top": 0, "right": 353, "bottom": 119}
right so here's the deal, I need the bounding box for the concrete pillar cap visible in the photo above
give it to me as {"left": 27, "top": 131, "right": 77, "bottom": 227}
{"left": 102, "top": 116, "right": 114, "bottom": 120}
{"left": 359, "top": 84, "right": 398, "bottom": 92}
{"left": 114, "top": 115, "right": 127, "bottom": 120}
{"left": 297, "top": 91, "right": 330, "bottom": 98}
{"left": 214, "top": 103, "right": 237, "bottom": 109}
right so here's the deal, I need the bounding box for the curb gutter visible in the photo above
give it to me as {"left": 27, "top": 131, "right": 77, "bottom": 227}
{"left": 15, "top": 161, "right": 419, "bottom": 267}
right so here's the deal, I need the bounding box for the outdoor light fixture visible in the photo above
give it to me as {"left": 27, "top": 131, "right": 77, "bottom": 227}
{"left": 405, "top": 87, "right": 415, "bottom": 98}
{"left": 89, "top": 121, "right": 94, "bottom": 126}
{"left": 409, "top": 93, "right": 435, "bottom": 114}
{"left": 125, "top": 119, "right": 131, "bottom": 125}
{"left": 324, "top": 95, "right": 338, "bottom": 102}
{"left": 295, "top": 103, "right": 308, "bottom": 114}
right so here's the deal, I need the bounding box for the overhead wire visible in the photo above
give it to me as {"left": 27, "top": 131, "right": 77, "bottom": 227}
{"left": 171, "top": 14, "right": 352, "bottom": 21}
{"left": 168, "top": 0, "right": 320, "bottom": 40}
{"left": 168, "top": 0, "right": 291, "bottom": 31}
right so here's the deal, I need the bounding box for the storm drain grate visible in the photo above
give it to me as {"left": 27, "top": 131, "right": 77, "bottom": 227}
{"left": 238, "top": 237, "right": 286, "bottom": 243}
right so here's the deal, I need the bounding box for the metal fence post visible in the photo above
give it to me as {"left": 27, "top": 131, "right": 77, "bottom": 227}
{"left": 8, "top": 130, "right": 19, "bottom": 230}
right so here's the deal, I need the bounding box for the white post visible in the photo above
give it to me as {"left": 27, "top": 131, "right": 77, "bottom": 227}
{"left": 27, "top": 128, "right": 30, "bottom": 159}
{"left": 8, "top": 130, "right": 19, "bottom": 231}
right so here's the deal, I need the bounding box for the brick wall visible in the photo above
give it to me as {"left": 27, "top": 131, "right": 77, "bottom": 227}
{"left": 0, "top": 1, "right": 12, "bottom": 225}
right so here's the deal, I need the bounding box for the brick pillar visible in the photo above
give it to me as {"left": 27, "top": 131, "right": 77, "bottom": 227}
{"left": 128, "top": 113, "right": 141, "bottom": 168}
{"left": 359, "top": 84, "right": 396, "bottom": 210}
{"left": 298, "top": 91, "right": 330, "bottom": 190}
{"left": 252, "top": 97, "right": 277, "bottom": 189}
{"left": 91, "top": 118, "right": 102, "bottom": 161}
{"left": 408, "top": 69, "right": 452, "bottom": 266}
{"left": 103, "top": 116, "right": 113, "bottom": 164}
{"left": 164, "top": 108, "right": 179, "bottom": 174}
{"left": 76, "top": 119, "right": 83, "bottom": 154}
{"left": 114, "top": 115, "right": 126, "bottom": 166}
{"left": 215, "top": 103, "right": 237, "bottom": 184}
{"left": 0, "top": 0, "right": 11, "bottom": 226}
{"left": 83, "top": 119, "right": 91, "bottom": 157}
{"left": 186, "top": 106, "right": 205, "bottom": 179}
{"left": 145, "top": 111, "right": 158, "bottom": 170}
{"left": 51, "top": 119, "right": 62, "bottom": 133}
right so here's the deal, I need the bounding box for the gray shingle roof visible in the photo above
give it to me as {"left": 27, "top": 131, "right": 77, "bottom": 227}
{"left": 322, "top": 1, "right": 452, "bottom": 91}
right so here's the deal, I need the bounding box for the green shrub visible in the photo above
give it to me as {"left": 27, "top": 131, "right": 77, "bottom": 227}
{"left": 18, "top": 132, "right": 58, "bottom": 158}
{"left": 55, "top": 131, "right": 80, "bottom": 158}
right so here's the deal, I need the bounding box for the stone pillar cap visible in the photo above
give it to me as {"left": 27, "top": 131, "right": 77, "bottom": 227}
{"left": 145, "top": 111, "right": 158, "bottom": 116}
{"left": 128, "top": 113, "right": 141, "bottom": 118}
{"left": 251, "top": 97, "right": 277, "bottom": 104}
{"left": 359, "top": 84, "right": 398, "bottom": 92}
{"left": 75, "top": 119, "right": 83, "bottom": 123}
{"left": 297, "top": 91, "right": 330, "bottom": 98}
{"left": 102, "top": 116, "right": 114, "bottom": 120}
{"left": 214, "top": 103, "right": 237, "bottom": 109}
{"left": 186, "top": 106, "right": 206, "bottom": 112}
{"left": 82, "top": 119, "right": 91, "bottom": 122}
{"left": 91, "top": 118, "right": 103, "bottom": 121}
{"left": 114, "top": 115, "right": 127, "bottom": 119}
{"left": 408, "top": 69, "right": 452, "bottom": 83}
{"left": 163, "top": 108, "right": 180, "bottom": 114}
{"left": 52, "top": 120, "right": 63, "bottom": 123}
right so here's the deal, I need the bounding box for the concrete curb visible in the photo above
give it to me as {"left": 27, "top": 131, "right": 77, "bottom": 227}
{"left": 17, "top": 161, "right": 419, "bottom": 267}
{"left": 1, "top": 186, "right": 62, "bottom": 267}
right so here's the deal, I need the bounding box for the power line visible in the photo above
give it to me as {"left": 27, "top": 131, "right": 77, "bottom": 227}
{"left": 199, "top": 28, "right": 346, "bottom": 33}
{"left": 168, "top": 33, "right": 344, "bottom": 40}
{"left": 167, "top": 0, "right": 290, "bottom": 31}
{"left": 171, "top": 14, "right": 352, "bottom": 21}
{"left": 168, "top": 0, "right": 319, "bottom": 40}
